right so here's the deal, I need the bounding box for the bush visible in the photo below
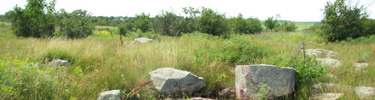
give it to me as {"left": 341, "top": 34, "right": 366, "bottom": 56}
{"left": 135, "top": 13, "right": 152, "bottom": 33}
{"left": 264, "top": 16, "right": 278, "bottom": 31}
{"left": 152, "top": 11, "right": 179, "bottom": 36}
{"left": 231, "top": 14, "right": 263, "bottom": 34}
{"left": 320, "top": 0, "right": 374, "bottom": 42}
{"left": 198, "top": 8, "right": 229, "bottom": 36}
{"left": 9, "top": 0, "right": 56, "bottom": 38}
{"left": 281, "top": 22, "right": 297, "bottom": 32}
{"left": 56, "top": 9, "right": 94, "bottom": 39}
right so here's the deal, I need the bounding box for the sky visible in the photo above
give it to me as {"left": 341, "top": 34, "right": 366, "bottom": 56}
{"left": 0, "top": 0, "right": 374, "bottom": 22}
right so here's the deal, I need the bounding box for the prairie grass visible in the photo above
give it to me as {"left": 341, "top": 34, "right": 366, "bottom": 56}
{"left": 0, "top": 24, "right": 374, "bottom": 99}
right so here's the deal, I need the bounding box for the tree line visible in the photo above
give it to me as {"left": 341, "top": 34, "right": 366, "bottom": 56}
{"left": 3, "top": 0, "right": 372, "bottom": 42}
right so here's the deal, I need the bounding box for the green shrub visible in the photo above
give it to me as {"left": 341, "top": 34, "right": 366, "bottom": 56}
{"left": 231, "top": 14, "right": 263, "bottom": 34}
{"left": 281, "top": 22, "right": 297, "bottom": 32}
{"left": 57, "top": 9, "right": 94, "bottom": 39}
{"left": 198, "top": 8, "right": 229, "bottom": 36}
{"left": 320, "top": 0, "right": 374, "bottom": 42}
{"left": 8, "top": 0, "right": 56, "bottom": 38}
{"left": 135, "top": 13, "right": 152, "bottom": 33}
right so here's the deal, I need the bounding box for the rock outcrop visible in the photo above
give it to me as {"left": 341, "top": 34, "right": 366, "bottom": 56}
{"left": 235, "top": 64, "right": 296, "bottom": 99}
{"left": 148, "top": 68, "right": 205, "bottom": 94}
{"left": 97, "top": 90, "right": 121, "bottom": 100}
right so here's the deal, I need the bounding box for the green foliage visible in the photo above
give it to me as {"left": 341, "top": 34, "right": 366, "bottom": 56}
{"left": 255, "top": 83, "right": 271, "bottom": 100}
{"left": 182, "top": 32, "right": 267, "bottom": 65}
{"left": 56, "top": 9, "right": 94, "bottom": 39}
{"left": 152, "top": 11, "right": 179, "bottom": 36}
{"left": 272, "top": 55, "right": 325, "bottom": 83}
{"left": 135, "top": 13, "right": 152, "bottom": 33}
{"left": 281, "top": 22, "right": 297, "bottom": 32}
{"left": 118, "top": 23, "right": 128, "bottom": 36}
{"left": 264, "top": 17, "right": 278, "bottom": 31}
{"left": 125, "top": 20, "right": 135, "bottom": 32}
{"left": 9, "top": 0, "right": 56, "bottom": 38}
{"left": 126, "top": 29, "right": 160, "bottom": 39}
{"left": 231, "top": 14, "right": 263, "bottom": 34}
{"left": 321, "top": 0, "right": 373, "bottom": 42}
{"left": 198, "top": 8, "right": 229, "bottom": 36}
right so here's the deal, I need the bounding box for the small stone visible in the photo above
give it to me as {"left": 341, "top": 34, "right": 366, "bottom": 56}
{"left": 219, "top": 87, "right": 235, "bottom": 98}
{"left": 97, "top": 90, "right": 121, "bottom": 100}
{"left": 47, "top": 59, "right": 69, "bottom": 67}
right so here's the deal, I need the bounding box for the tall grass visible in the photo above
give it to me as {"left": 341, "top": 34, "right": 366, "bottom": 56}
{"left": 0, "top": 25, "right": 374, "bottom": 99}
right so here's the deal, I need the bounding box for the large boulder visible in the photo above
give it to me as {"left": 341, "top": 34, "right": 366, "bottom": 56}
{"left": 133, "top": 37, "right": 153, "bottom": 43}
{"left": 47, "top": 59, "right": 69, "bottom": 67}
{"left": 235, "top": 64, "right": 296, "bottom": 99}
{"left": 354, "top": 86, "right": 375, "bottom": 99}
{"left": 97, "top": 90, "right": 121, "bottom": 100}
{"left": 148, "top": 68, "right": 205, "bottom": 94}
{"left": 316, "top": 58, "right": 341, "bottom": 68}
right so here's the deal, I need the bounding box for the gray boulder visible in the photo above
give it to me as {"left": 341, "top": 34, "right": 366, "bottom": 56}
{"left": 133, "top": 37, "right": 153, "bottom": 43}
{"left": 316, "top": 58, "right": 341, "bottom": 68}
{"left": 309, "top": 93, "right": 344, "bottom": 100}
{"left": 235, "top": 64, "right": 296, "bottom": 99}
{"left": 354, "top": 86, "right": 375, "bottom": 99}
{"left": 97, "top": 90, "right": 121, "bottom": 100}
{"left": 47, "top": 59, "right": 69, "bottom": 67}
{"left": 311, "top": 83, "right": 352, "bottom": 94}
{"left": 148, "top": 68, "right": 205, "bottom": 93}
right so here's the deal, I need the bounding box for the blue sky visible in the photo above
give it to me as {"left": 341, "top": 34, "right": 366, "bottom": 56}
{"left": 1, "top": 0, "right": 374, "bottom": 21}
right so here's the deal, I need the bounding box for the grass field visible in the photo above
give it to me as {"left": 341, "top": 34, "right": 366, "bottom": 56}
{"left": 0, "top": 22, "right": 374, "bottom": 99}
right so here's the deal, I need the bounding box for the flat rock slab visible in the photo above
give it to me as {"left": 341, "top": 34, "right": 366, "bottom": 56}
{"left": 304, "top": 49, "right": 339, "bottom": 58}
{"left": 354, "top": 86, "right": 375, "bottom": 99}
{"left": 354, "top": 63, "right": 369, "bottom": 71}
{"left": 311, "top": 83, "right": 352, "bottom": 94}
{"left": 149, "top": 68, "right": 205, "bottom": 93}
{"left": 309, "top": 93, "right": 344, "bottom": 100}
{"left": 97, "top": 90, "right": 121, "bottom": 100}
{"left": 133, "top": 37, "right": 153, "bottom": 43}
{"left": 316, "top": 58, "right": 341, "bottom": 68}
{"left": 235, "top": 64, "right": 296, "bottom": 99}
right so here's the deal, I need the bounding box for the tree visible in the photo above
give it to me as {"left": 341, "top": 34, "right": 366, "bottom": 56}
{"left": 264, "top": 16, "right": 278, "bottom": 31}
{"left": 56, "top": 9, "right": 93, "bottom": 39}
{"left": 9, "top": 0, "right": 56, "bottom": 38}
{"left": 135, "top": 13, "right": 152, "bottom": 33}
{"left": 198, "top": 8, "right": 229, "bottom": 36}
{"left": 125, "top": 20, "right": 135, "bottom": 32}
{"left": 152, "top": 11, "right": 179, "bottom": 36}
{"left": 246, "top": 18, "right": 263, "bottom": 34}
{"left": 321, "top": 0, "right": 370, "bottom": 41}
{"left": 231, "top": 14, "right": 247, "bottom": 34}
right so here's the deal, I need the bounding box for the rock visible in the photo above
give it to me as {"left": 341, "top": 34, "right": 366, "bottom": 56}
{"left": 235, "top": 64, "right": 296, "bottom": 99}
{"left": 354, "top": 86, "right": 375, "bottom": 99}
{"left": 219, "top": 87, "right": 235, "bottom": 98}
{"left": 311, "top": 83, "right": 352, "bottom": 94}
{"left": 304, "top": 49, "right": 339, "bottom": 58}
{"left": 316, "top": 58, "right": 341, "bottom": 68}
{"left": 47, "top": 59, "right": 69, "bottom": 67}
{"left": 354, "top": 63, "right": 369, "bottom": 71}
{"left": 97, "top": 90, "right": 121, "bottom": 100}
{"left": 133, "top": 37, "right": 153, "bottom": 43}
{"left": 149, "top": 68, "right": 205, "bottom": 94}
{"left": 309, "top": 93, "right": 344, "bottom": 100}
